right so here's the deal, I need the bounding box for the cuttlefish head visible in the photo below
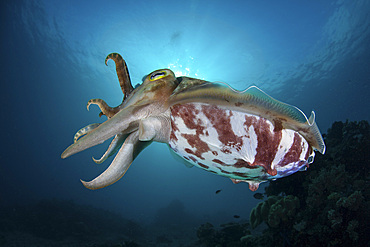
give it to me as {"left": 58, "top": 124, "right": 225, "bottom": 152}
{"left": 61, "top": 67, "right": 178, "bottom": 189}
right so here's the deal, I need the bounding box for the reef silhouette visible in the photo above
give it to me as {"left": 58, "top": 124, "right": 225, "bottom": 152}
{"left": 196, "top": 120, "right": 369, "bottom": 246}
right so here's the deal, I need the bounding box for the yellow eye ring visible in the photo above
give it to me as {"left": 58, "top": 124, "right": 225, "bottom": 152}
{"left": 149, "top": 70, "right": 168, "bottom": 81}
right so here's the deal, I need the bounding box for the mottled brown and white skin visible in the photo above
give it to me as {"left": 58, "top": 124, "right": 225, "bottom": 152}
{"left": 61, "top": 53, "right": 326, "bottom": 191}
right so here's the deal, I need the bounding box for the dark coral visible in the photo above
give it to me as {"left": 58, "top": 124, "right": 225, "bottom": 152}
{"left": 196, "top": 120, "right": 370, "bottom": 246}
{"left": 196, "top": 222, "right": 250, "bottom": 247}
{"left": 256, "top": 120, "right": 370, "bottom": 246}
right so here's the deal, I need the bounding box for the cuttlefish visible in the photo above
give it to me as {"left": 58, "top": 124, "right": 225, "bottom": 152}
{"left": 61, "top": 53, "right": 325, "bottom": 191}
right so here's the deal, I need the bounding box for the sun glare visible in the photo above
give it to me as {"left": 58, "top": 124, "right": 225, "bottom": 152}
{"left": 168, "top": 62, "right": 190, "bottom": 77}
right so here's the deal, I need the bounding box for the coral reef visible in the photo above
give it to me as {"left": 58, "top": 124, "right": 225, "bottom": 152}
{"left": 196, "top": 120, "right": 370, "bottom": 246}
{"left": 250, "top": 120, "right": 370, "bottom": 246}
{"left": 196, "top": 221, "right": 250, "bottom": 247}
{"left": 250, "top": 195, "right": 300, "bottom": 229}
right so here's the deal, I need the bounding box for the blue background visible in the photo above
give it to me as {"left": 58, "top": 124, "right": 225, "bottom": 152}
{"left": 1, "top": 0, "right": 369, "bottom": 228}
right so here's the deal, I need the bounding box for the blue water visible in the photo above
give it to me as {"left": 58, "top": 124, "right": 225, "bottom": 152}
{"left": 1, "top": 0, "right": 369, "bottom": 245}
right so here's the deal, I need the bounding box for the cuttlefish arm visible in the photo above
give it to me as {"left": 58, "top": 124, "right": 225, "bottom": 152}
{"left": 86, "top": 53, "right": 134, "bottom": 118}
{"left": 87, "top": 99, "right": 119, "bottom": 118}
{"left": 81, "top": 130, "right": 151, "bottom": 190}
{"left": 61, "top": 105, "right": 140, "bottom": 159}
{"left": 169, "top": 79, "right": 326, "bottom": 154}
{"left": 105, "top": 53, "right": 134, "bottom": 101}
{"left": 92, "top": 133, "right": 127, "bottom": 164}
{"left": 73, "top": 123, "right": 101, "bottom": 143}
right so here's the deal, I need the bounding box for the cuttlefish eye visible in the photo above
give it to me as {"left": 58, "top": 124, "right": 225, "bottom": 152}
{"left": 149, "top": 70, "right": 168, "bottom": 81}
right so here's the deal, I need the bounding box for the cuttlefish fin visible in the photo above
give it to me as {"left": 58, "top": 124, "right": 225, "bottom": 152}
{"left": 243, "top": 86, "right": 325, "bottom": 154}
{"left": 168, "top": 148, "right": 194, "bottom": 168}
{"left": 92, "top": 133, "right": 127, "bottom": 164}
{"left": 307, "top": 111, "right": 326, "bottom": 154}
{"left": 81, "top": 130, "right": 151, "bottom": 190}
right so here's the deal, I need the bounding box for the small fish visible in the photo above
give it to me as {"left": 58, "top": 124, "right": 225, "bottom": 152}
{"left": 233, "top": 215, "right": 240, "bottom": 218}
{"left": 215, "top": 190, "right": 222, "bottom": 194}
{"left": 253, "top": 192, "right": 264, "bottom": 200}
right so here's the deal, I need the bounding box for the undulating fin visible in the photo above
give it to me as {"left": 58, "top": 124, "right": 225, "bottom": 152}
{"left": 307, "top": 111, "right": 326, "bottom": 154}
{"left": 168, "top": 148, "right": 194, "bottom": 168}
{"left": 170, "top": 80, "right": 308, "bottom": 123}
{"left": 92, "top": 133, "right": 127, "bottom": 164}
{"left": 81, "top": 130, "right": 151, "bottom": 190}
{"left": 169, "top": 79, "right": 325, "bottom": 154}
{"left": 73, "top": 123, "right": 101, "bottom": 143}
{"left": 61, "top": 105, "right": 139, "bottom": 159}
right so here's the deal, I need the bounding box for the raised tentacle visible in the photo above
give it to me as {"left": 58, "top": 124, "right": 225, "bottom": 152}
{"left": 74, "top": 123, "right": 101, "bottom": 143}
{"left": 81, "top": 130, "right": 151, "bottom": 190}
{"left": 87, "top": 99, "right": 119, "bottom": 118}
{"left": 92, "top": 133, "right": 127, "bottom": 164}
{"left": 105, "top": 53, "right": 134, "bottom": 100}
